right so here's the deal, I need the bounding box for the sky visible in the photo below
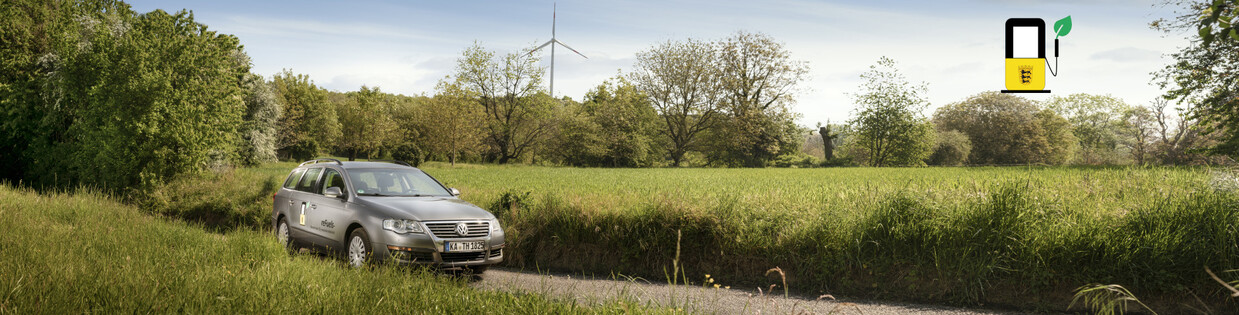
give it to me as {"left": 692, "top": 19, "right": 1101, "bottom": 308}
{"left": 126, "top": 0, "right": 1193, "bottom": 126}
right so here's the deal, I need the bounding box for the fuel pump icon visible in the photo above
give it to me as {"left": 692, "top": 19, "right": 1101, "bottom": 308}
{"left": 1002, "top": 16, "right": 1070, "bottom": 93}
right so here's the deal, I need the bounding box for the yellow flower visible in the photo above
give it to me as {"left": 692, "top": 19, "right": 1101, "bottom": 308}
{"left": 713, "top": 284, "right": 720, "bottom": 289}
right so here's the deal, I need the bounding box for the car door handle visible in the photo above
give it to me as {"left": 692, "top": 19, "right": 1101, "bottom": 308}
{"left": 310, "top": 204, "right": 317, "bottom": 209}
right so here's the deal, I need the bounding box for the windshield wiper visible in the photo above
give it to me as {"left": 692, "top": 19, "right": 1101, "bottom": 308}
{"left": 356, "top": 193, "right": 391, "bottom": 197}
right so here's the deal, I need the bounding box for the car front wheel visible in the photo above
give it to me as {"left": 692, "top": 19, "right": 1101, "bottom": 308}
{"left": 347, "top": 228, "right": 371, "bottom": 268}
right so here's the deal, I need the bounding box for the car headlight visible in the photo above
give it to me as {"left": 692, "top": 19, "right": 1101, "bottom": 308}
{"left": 382, "top": 219, "right": 424, "bottom": 234}
{"left": 491, "top": 218, "right": 502, "bottom": 232}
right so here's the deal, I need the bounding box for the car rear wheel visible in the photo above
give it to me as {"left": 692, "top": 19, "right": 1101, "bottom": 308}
{"left": 277, "top": 218, "right": 297, "bottom": 255}
{"left": 347, "top": 228, "right": 371, "bottom": 268}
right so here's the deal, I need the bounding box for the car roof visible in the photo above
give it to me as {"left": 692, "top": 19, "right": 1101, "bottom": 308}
{"left": 337, "top": 161, "right": 417, "bottom": 170}
{"left": 296, "top": 159, "right": 419, "bottom": 171}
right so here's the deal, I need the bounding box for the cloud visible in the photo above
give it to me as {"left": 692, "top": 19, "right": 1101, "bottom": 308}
{"left": 222, "top": 15, "right": 449, "bottom": 43}
{"left": 1089, "top": 47, "right": 1163, "bottom": 62}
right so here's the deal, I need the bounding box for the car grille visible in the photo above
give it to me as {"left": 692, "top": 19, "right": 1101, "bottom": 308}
{"left": 425, "top": 221, "right": 489, "bottom": 238}
{"left": 488, "top": 248, "right": 502, "bottom": 258}
{"left": 440, "top": 251, "right": 486, "bottom": 263}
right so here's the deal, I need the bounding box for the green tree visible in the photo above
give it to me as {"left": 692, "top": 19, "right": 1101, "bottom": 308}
{"left": 237, "top": 73, "right": 282, "bottom": 165}
{"left": 422, "top": 79, "right": 484, "bottom": 165}
{"left": 337, "top": 86, "right": 399, "bottom": 161}
{"left": 1153, "top": 0, "right": 1239, "bottom": 158}
{"left": 0, "top": 0, "right": 79, "bottom": 181}
{"left": 1121, "top": 104, "right": 1156, "bottom": 165}
{"left": 454, "top": 43, "right": 553, "bottom": 164}
{"left": 556, "top": 76, "right": 666, "bottom": 167}
{"left": 707, "top": 31, "right": 809, "bottom": 167}
{"left": 1, "top": 3, "right": 252, "bottom": 189}
{"left": 272, "top": 69, "right": 340, "bottom": 160}
{"left": 1045, "top": 94, "right": 1132, "bottom": 164}
{"left": 848, "top": 57, "right": 935, "bottom": 167}
{"left": 387, "top": 94, "right": 429, "bottom": 165}
{"left": 631, "top": 38, "right": 723, "bottom": 166}
{"left": 934, "top": 92, "right": 1075, "bottom": 165}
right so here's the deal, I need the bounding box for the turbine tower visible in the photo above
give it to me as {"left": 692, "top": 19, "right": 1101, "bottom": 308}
{"left": 529, "top": 3, "right": 587, "bottom": 98}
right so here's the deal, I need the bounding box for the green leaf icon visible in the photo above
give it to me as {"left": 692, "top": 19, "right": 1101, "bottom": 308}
{"left": 1054, "top": 15, "right": 1073, "bottom": 38}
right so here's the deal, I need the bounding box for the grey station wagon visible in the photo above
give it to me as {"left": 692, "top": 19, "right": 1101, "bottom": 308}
{"left": 272, "top": 158, "right": 504, "bottom": 272}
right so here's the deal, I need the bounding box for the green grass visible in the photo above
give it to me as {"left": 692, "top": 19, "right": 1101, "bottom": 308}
{"left": 417, "top": 164, "right": 1239, "bottom": 312}
{"left": 137, "top": 160, "right": 1239, "bottom": 312}
{"left": 0, "top": 184, "right": 665, "bottom": 314}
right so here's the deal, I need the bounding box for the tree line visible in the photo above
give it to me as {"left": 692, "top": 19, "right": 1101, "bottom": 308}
{"left": 2, "top": 0, "right": 1235, "bottom": 192}
{"left": 813, "top": 57, "right": 1229, "bottom": 167}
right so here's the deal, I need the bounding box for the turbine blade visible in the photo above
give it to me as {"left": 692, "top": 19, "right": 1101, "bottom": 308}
{"left": 527, "top": 40, "right": 554, "bottom": 56}
{"left": 554, "top": 39, "right": 588, "bottom": 59}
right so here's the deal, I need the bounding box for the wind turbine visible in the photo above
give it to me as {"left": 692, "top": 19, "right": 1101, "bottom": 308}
{"left": 529, "top": 3, "right": 587, "bottom": 98}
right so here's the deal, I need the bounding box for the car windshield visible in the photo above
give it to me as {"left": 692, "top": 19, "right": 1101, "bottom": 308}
{"left": 347, "top": 168, "right": 450, "bottom": 197}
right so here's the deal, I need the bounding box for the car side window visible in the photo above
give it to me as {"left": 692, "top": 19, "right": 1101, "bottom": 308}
{"left": 295, "top": 168, "right": 322, "bottom": 193}
{"left": 283, "top": 168, "right": 306, "bottom": 189}
{"left": 320, "top": 169, "right": 347, "bottom": 195}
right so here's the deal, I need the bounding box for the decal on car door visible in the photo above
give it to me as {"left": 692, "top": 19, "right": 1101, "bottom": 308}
{"left": 299, "top": 202, "right": 306, "bottom": 226}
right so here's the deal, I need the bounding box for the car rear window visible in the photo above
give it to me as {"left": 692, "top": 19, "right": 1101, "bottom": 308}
{"left": 283, "top": 168, "right": 306, "bottom": 189}
{"left": 295, "top": 168, "right": 322, "bottom": 192}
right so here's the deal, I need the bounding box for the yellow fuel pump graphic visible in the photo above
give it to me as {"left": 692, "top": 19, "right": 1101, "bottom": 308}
{"left": 1001, "top": 16, "right": 1069, "bottom": 94}
{"left": 1005, "top": 58, "right": 1044, "bottom": 91}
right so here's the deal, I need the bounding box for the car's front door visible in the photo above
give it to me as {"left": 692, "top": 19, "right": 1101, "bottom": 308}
{"left": 306, "top": 168, "right": 349, "bottom": 249}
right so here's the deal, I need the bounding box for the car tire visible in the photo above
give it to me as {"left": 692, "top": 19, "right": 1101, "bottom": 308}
{"left": 277, "top": 217, "right": 297, "bottom": 255}
{"left": 347, "top": 228, "right": 371, "bottom": 268}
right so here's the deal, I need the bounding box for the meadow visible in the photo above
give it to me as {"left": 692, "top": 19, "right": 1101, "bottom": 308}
{"left": 0, "top": 184, "right": 662, "bottom": 313}
{"left": 137, "top": 162, "right": 1239, "bottom": 312}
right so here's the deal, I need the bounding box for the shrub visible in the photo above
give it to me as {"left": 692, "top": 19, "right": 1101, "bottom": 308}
{"left": 928, "top": 130, "right": 972, "bottom": 166}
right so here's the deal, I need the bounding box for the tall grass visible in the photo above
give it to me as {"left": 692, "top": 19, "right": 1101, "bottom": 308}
{"left": 136, "top": 161, "right": 1239, "bottom": 312}
{"left": 0, "top": 184, "right": 663, "bottom": 313}
{"left": 423, "top": 165, "right": 1239, "bottom": 312}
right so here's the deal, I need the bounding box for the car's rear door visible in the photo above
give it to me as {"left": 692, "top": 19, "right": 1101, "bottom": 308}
{"left": 290, "top": 167, "right": 324, "bottom": 244}
{"left": 275, "top": 168, "right": 306, "bottom": 227}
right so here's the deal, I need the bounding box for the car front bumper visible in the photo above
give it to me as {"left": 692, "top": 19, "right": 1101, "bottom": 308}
{"left": 371, "top": 228, "right": 505, "bottom": 267}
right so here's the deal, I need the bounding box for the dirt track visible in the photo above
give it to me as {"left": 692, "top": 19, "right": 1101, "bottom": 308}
{"left": 472, "top": 268, "right": 1054, "bottom": 314}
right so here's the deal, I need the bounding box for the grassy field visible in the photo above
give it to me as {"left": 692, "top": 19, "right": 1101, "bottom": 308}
{"left": 0, "top": 184, "right": 664, "bottom": 314}
{"left": 422, "top": 164, "right": 1239, "bottom": 312}
{"left": 138, "top": 161, "right": 1239, "bottom": 312}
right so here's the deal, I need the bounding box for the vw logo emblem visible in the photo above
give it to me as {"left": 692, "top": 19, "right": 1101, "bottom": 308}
{"left": 455, "top": 222, "right": 469, "bottom": 236}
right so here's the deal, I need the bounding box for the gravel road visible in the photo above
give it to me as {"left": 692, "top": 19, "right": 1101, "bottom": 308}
{"left": 472, "top": 268, "right": 1053, "bottom": 314}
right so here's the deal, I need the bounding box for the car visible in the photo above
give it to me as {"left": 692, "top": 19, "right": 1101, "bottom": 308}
{"left": 272, "top": 158, "right": 503, "bottom": 272}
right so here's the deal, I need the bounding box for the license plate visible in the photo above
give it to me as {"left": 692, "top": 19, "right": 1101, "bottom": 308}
{"left": 444, "top": 241, "right": 485, "bottom": 252}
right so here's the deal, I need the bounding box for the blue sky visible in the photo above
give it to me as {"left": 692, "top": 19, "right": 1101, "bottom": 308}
{"left": 127, "top": 0, "right": 1190, "bottom": 126}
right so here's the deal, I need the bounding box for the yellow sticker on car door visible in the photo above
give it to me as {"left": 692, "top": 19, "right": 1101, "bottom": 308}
{"left": 299, "top": 203, "right": 306, "bottom": 226}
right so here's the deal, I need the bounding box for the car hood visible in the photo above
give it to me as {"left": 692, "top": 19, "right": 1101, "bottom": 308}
{"left": 358, "top": 196, "right": 494, "bottom": 221}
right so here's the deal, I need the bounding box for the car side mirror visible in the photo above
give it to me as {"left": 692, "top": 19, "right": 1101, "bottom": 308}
{"left": 448, "top": 188, "right": 460, "bottom": 196}
{"left": 324, "top": 186, "right": 344, "bottom": 199}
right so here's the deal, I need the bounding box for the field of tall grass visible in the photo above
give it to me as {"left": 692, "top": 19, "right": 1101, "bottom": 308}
{"left": 137, "top": 161, "right": 1239, "bottom": 312}
{"left": 424, "top": 164, "right": 1239, "bottom": 312}
{"left": 0, "top": 184, "right": 661, "bottom": 313}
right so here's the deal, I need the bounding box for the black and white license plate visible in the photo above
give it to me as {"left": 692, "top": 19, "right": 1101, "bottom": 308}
{"left": 444, "top": 241, "right": 485, "bottom": 252}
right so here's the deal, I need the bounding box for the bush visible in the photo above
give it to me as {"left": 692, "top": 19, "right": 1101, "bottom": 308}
{"left": 136, "top": 169, "right": 280, "bottom": 231}
{"left": 928, "top": 130, "right": 971, "bottom": 166}
{"left": 3, "top": 5, "right": 250, "bottom": 190}
{"left": 390, "top": 142, "right": 424, "bottom": 167}
{"left": 772, "top": 153, "right": 819, "bottom": 168}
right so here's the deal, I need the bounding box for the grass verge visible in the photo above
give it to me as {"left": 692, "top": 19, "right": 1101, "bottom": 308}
{"left": 0, "top": 184, "right": 664, "bottom": 313}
